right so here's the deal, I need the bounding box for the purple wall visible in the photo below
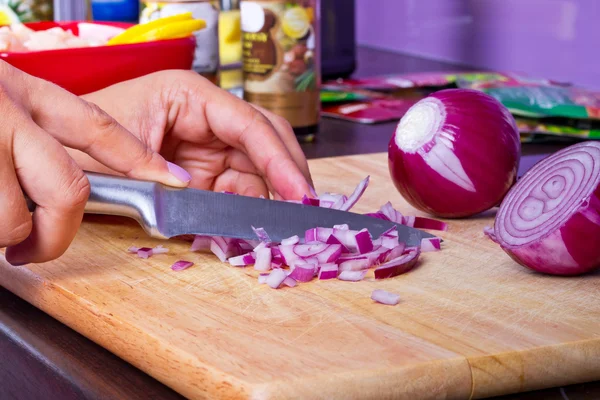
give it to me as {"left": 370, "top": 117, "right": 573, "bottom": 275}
{"left": 356, "top": 0, "right": 599, "bottom": 90}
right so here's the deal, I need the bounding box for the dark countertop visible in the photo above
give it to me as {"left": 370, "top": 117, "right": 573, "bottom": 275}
{"left": 1, "top": 47, "right": 597, "bottom": 400}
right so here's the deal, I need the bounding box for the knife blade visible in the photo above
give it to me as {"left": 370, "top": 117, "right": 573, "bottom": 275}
{"left": 25, "top": 172, "right": 436, "bottom": 246}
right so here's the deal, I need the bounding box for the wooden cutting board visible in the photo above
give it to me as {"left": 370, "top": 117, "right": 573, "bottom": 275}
{"left": 1, "top": 153, "right": 599, "bottom": 400}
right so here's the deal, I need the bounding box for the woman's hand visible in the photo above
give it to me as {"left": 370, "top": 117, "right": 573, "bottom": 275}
{"left": 0, "top": 61, "right": 192, "bottom": 265}
{"left": 74, "top": 70, "right": 315, "bottom": 200}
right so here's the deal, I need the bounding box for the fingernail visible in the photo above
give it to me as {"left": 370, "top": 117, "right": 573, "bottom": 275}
{"left": 167, "top": 162, "right": 192, "bottom": 183}
{"left": 309, "top": 185, "right": 318, "bottom": 197}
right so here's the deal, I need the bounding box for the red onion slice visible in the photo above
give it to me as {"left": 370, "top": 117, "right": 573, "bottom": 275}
{"left": 338, "top": 258, "right": 371, "bottom": 272}
{"left": 371, "top": 289, "right": 400, "bottom": 305}
{"left": 413, "top": 217, "right": 448, "bottom": 231}
{"left": 374, "top": 249, "right": 421, "bottom": 279}
{"left": 171, "top": 260, "right": 194, "bottom": 271}
{"left": 339, "top": 176, "right": 370, "bottom": 211}
{"left": 338, "top": 270, "right": 367, "bottom": 282}
{"left": 385, "top": 243, "right": 406, "bottom": 262}
{"left": 493, "top": 141, "right": 600, "bottom": 275}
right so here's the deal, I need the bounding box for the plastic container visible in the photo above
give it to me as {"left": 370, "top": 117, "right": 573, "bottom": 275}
{"left": 0, "top": 21, "right": 195, "bottom": 95}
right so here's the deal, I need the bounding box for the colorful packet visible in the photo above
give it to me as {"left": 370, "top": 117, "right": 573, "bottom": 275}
{"left": 321, "top": 98, "right": 419, "bottom": 124}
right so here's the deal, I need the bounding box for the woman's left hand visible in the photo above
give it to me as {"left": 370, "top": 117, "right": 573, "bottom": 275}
{"left": 69, "top": 70, "right": 315, "bottom": 200}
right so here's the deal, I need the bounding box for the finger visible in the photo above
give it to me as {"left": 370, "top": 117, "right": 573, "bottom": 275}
{"left": 0, "top": 148, "right": 33, "bottom": 250}
{"left": 226, "top": 148, "right": 259, "bottom": 175}
{"left": 5, "top": 122, "right": 88, "bottom": 265}
{"left": 18, "top": 72, "right": 191, "bottom": 188}
{"left": 166, "top": 72, "right": 313, "bottom": 200}
{"left": 249, "top": 104, "right": 314, "bottom": 188}
{"left": 212, "top": 169, "right": 269, "bottom": 198}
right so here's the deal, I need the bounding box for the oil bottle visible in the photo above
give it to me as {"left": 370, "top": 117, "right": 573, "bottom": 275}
{"left": 240, "top": 0, "right": 320, "bottom": 142}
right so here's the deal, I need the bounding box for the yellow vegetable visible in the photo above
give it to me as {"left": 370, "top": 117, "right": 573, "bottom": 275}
{"left": 124, "top": 19, "right": 206, "bottom": 44}
{"left": 107, "top": 12, "right": 194, "bottom": 45}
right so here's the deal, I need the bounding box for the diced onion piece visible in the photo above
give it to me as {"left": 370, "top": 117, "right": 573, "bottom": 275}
{"left": 354, "top": 228, "right": 374, "bottom": 254}
{"left": 305, "top": 227, "right": 333, "bottom": 243}
{"left": 136, "top": 247, "right": 153, "bottom": 259}
{"left": 210, "top": 237, "right": 238, "bottom": 262}
{"left": 254, "top": 248, "right": 272, "bottom": 271}
{"left": 333, "top": 224, "right": 349, "bottom": 230}
{"left": 374, "top": 249, "right": 420, "bottom": 279}
{"left": 385, "top": 243, "right": 406, "bottom": 262}
{"left": 420, "top": 237, "right": 441, "bottom": 252}
{"left": 326, "top": 234, "right": 350, "bottom": 253}
{"left": 413, "top": 217, "right": 448, "bottom": 231}
{"left": 171, "top": 260, "right": 194, "bottom": 271}
{"left": 190, "top": 235, "right": 211, "bottom": 252}
{"left": 318, "top": 263, "right": 339, "bottom": 280}
{"left": 266, "top": 269, "right": 287, "bottom": 289}
{"left": 281, "top": 235, "right": 300, "bottom": 246}
{"left": 492, "top": 141, "right": 600, "bottom": 275}
{"left": 229, "top": 253, "right": 256, "bottom": 267}
{"left": 338, "top": 270, "right": 367, "bottom": 282}
{"left": 152, "top": 245, "right": 169, "bottom": 254}
{"left": 128, "top": 246, "right": 140, "bottom": 253}
{"left": 283, "top": 277, "right": 298, "bottom": 287}
{"left": 338, "top": 258, "right": 371, "bottom": 272}
{"left": 288, "top": 264, "right": 315, "bottom": 282}
{"left": 371, "top": 289, "right": 400, "bottom": 305}
{"left": 252, "top": 226, "right": 271, "bottom": 243}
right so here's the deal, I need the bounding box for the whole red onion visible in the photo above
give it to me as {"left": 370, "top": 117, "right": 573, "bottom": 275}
{"left": 388, "top": 89, "right": 521, "bottom": 218}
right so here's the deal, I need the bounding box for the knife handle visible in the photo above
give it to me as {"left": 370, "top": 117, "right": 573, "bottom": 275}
{"left": 24, "top": 172, "right": 164, "bottom": 238}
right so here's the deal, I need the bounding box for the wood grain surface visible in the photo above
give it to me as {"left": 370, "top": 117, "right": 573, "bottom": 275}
{"left": 1, "top": 153, "right": 599, "bottom": 400}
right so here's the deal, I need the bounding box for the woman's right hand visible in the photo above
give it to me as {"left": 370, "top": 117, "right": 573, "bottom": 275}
{"left": 0, "top": 61, "right": 192, "bottom": 266}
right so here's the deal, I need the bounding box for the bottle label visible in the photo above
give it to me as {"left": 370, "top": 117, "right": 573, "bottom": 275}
{"left": 140, "top": 1, "right": 220, "bottom": 75}
{"left": 241, "top": 0, "right": 319, "bottom": 128}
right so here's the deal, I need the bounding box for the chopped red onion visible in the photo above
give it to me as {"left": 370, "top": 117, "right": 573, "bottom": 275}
{"left": 254, "top": 248, "right": 272, "bottom": 271}
{"left": 301, "top": 195, "right": 320, "bottom": 206}
{"left": 385, "top": 243, "right": 406, "bottom": 262}
{"left": 325, "top": 234, "right": 350, "bottom": 253}
{"left": 288, "top": 264, "right": 316, "bottom": 282}
{"left": 258, "top": 273, "right": 269, "bottom": 284}
{"left": 338, "top": 258, "right": 371, "bottom": 272}
{"left": 374, "top": 249, "right": 420, "bottom": 279}
{"left": 190, "top": 235, "right": 211, "bottom": 252}
{"left": 171, "top": 260, "right": 194, "bottom": 271}
{"left": 413, "top": 217, "right": 448, "bottom": 231}
{"left": 266, "top": 269, "right": 287, "bottom": 289}
{"left": 318, "top": 263, "right": 338, "bottom": 280}
{"left": 152, "top": 245, "right": 169, "bottom": 254}
{"left": 281, "top": 235, "right": 300, "bottom": 246}
{"left": 252, "top": 226, "right": 272, "bottom": 243}
{"left": 305, "top": 227, "right": 333, "bottom": 243}
{"left": 371, "top": 289, "right": 400, "bottom": 305}
{"left": 136, "top": 247, "right": 153, "bottom": 259}
{"left": 128, "top": 246, "right": 140, "bottom": 253}
{"left": 420, "top": 238, "right": 441, "bottom": 252}
{"left": 228, "top": 253, "right": 256, "bottom": 266}
{"left": 491, "top": 141, "right": 600, "bottom": 275}
{"left": 333, "top": 224, "right": 349, "bottom": 230}
{"left": 354, "top": 229, "right": 374, "bottom": 254}
{"left": 338, "top": 270, "right": 367, "bottom": 281}
{"left": 283, "top": 276, "right": 298, "bottom": 287}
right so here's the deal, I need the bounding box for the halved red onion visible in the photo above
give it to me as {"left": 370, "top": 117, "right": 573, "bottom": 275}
{"left": 266, "top": 269, "right": 287, "bottom": 289}
{"left": 371, "top": 289, "right": 400, "bottom": 305}
{"left": 374, "top": 249, "right": 420, "bottom": 279}
{"left": 338, "top": 270, "right": 367, "bottom": 282}
{"left": 254, "top": 248, "right": 272, "bottom": 271}
{"left": 492, "top": 141, "right": 600, "bottom": 276}
{"left": 318, "top": 263, "right": 339, "bottom": 280}
{"left": 420, "top": 238, "right": 441, "bottom": 252}
{"left": 171, "top": 260, "right": 194, "bottom": 271}
{"left": 388, "top": 89, "right": 521, "bottom": 218}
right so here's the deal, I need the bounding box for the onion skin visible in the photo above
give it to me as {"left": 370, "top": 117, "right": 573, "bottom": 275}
{"left": 388, "top": 89, "right": 521, "bottom": 218}
{"left": 493, "top": 142, "right": 600, "bottom": 276}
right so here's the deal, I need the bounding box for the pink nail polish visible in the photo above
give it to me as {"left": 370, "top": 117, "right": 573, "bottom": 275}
{"left": 167, "top": 162, "right": 192, "bottom": 183}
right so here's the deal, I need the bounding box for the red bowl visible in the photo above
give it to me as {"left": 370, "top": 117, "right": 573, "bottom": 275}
{"left": 0, "top": 21, "right": 196, "bottom": 95}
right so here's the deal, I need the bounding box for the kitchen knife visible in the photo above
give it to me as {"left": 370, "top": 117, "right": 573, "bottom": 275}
{"left": 25, "top": 172, "right": 436, "bottom": 246}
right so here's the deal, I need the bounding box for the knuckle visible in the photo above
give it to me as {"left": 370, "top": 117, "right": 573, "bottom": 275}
{"left": 61, "top": 170, "right": 91, "bottom": 209}
{"left": 85, "top": 102, "right": 120, "bottom": 133}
